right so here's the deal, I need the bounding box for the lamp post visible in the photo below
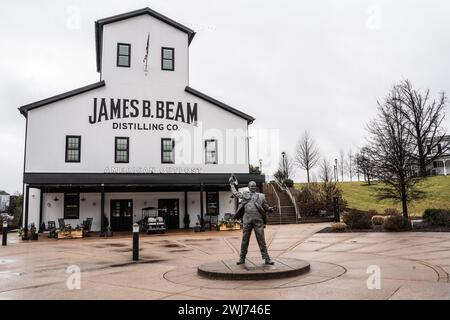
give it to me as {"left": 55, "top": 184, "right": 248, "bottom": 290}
{"left": 334, "top": 158, "right": 338, "bottom": 182}
{"left": 281, "top": 152, "right": 286, "bottom": 179}
{"left": 259, "top": 158, "right": 262, "bottom": 173}
{"left": 132, "top": 223, "right": 139, "bottom": 261}
{"left": 2, "top": 221, "right": 7, "bottom": 246}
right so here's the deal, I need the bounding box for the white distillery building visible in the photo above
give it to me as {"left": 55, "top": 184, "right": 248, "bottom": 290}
{"left": 19, "top": 7, "right": 264, "bottom": 233}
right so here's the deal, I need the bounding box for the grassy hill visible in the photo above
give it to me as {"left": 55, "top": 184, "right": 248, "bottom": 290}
{"left": 296, "top": 176, "right": 450, "bottom": 218}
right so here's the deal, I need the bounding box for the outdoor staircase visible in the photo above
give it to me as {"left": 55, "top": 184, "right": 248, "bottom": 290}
{"left": 263, "top": 182, "right": 298, "bottom": 225}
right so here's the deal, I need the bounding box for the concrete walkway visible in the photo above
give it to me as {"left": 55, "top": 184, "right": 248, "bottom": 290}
{"left": 1, "top": 224, "right": 449, "bottom": 299}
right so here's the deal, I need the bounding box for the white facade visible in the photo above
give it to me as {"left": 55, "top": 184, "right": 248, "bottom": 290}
{"left": 425, "top": 136, "right": 450, "bottom": 176}
{"left": 20, "top": 8, "right": 263, "bottom": 232}
{"left": 0, "top": 193, "right": 10, "bottom": 212}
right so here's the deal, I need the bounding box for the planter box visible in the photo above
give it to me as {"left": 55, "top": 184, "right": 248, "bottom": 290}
{"left": 218, "top": 224, "right": 241, "bottom": 231}
{"left": 57, "top": 230, "right": 83, "bottom": 239}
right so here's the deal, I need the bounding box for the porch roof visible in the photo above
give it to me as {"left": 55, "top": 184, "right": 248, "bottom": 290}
{"left": 24, "top": 173, "right": 265, "bottom": 189}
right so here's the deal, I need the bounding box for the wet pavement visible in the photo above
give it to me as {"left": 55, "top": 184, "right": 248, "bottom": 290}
{"left": 0, "top": 224, "right": 449, "bottom": 299}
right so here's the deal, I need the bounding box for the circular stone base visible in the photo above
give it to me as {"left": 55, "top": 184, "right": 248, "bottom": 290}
{"left": 197, "top": 257, "right": 310, "bottom": 280}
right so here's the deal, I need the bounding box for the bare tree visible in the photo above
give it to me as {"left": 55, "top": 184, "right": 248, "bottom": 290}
{"left": 367, "top": 87, "right": 423, "bottom": 219}
{"left": 355, "top": 146, "right": 375, "bottom": 185}
{"left": 346, "top": 149, "right": 354, "bottom": 181}
{"left": 274, "top": 152, "right": 295, "bottom": 183}
{"left": 294, "top": 131, "right": 320, "bottom": 183}
{"left": 338, "top": 149, "right": 345, "bottom": 181}
{"left": 319, "top": 158, "right": 333, "bottom": 183}
{"left": 394, "top": 80, "right": 449, "bottom": 177}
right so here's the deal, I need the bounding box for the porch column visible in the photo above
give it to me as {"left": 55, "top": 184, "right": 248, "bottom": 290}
{"left": 200, "top": 183, "right": 204, "bottom": 232}
{"left": 22, "top": 184, "right": 30, "bottom": 240}
{"left": 38, "top": 188, "right": 43, "bottom": 232}
{"left": 444, "top": 160, "right": 448, "bottom": 176}
{"left": 100, "top": 184, "right": 105, "bottom": 233}
{"left": 184, "top": 191, "right": 189, "bottom": 229}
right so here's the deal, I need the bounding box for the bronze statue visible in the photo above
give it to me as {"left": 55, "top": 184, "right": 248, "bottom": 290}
{"left": 229, "top": 174, "right": 276, "bottom": 265}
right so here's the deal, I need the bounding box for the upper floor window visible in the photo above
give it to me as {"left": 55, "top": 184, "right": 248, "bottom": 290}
{"left": 161, "top": 138, "right": 175, "bottom": 163}
{"left": 65, "top": 135, "right": 81, "bottom": 163}
{"left": 115, "top": 137, "right": 129, "bottom": 163}
{"left": 205, "top": 139, "right": 217, "bottom": 164}
{"left": 161, "top": 47, "right": 174, "bottom": 71}
{"left": 117, "top": 43, "right": 131, "bottom": 67}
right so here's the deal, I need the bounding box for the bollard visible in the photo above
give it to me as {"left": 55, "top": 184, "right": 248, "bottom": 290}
{"left": 333, "top": 197, "right": 340, "bottom": 222}
{"left": 132, "top": 223, "right": 139, "bottom": 261}
{"left": 2, "top": 221, "right": 7, "bottom": 246}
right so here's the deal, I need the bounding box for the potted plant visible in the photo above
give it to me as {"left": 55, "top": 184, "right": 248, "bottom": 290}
{"left": 57, "top": 225, "right": 83, "bottom": 239}
{"left": 104, "top": 216, "right": 113, "bottom": 237}
{"left": 18, "top": 227, "right": 24, "bottom": 238}
{"left": 194, "top": 222, "right": 201, "bottom": 232}
{"left": 218, "top": 219, "right": 241, "bottom": 231}
{"left": 30, "top": 223, "right": 38, "bottom": 240}
{"left": 105, "top": 225, "right": 113, "bottom": 237}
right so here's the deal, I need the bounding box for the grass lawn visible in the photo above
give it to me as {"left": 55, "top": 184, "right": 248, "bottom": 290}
{"left": 295, "top": 176, "right": 450, "bottom": 218}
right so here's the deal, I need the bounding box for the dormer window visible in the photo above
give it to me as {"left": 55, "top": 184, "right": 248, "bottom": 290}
{"left": 117, "top": 43, "right": 131, "bottom": 67}
{"left": 161, "top": 47, "right": 174, "bottom": 71}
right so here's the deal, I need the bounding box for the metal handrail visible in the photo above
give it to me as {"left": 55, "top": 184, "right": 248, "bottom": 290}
{"left": 275, "top": 181, "right": 300, "bottom": 223}
{"left": 270, "top": 182, "right": 282, "bottom": 224}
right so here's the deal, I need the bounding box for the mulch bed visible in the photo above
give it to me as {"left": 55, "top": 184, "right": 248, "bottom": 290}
{"left": 319, "top": 222, "right": 450, "bottom": 233}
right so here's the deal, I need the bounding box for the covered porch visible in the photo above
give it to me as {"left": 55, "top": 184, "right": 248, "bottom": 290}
{"left": 21, "top": 173, "right": 265, "bottom": 238}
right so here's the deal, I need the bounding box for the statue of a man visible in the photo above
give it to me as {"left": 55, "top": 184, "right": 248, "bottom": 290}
{"left": 229, "top": 174, "right": 276, "bottom": 265}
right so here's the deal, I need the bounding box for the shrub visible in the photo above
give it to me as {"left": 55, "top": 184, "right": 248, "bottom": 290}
{"left": 342, "top": 209, "right": 376, "bottom": 229}
{"left": 384, "top": 208, "right": 401, "bottom": 216}
{"left": 371, "top": 215, "right": 386, "bottom": 226}
{"left": 295, "top": 183, "right": 322, "bottom": 217}
{"left": 383, "top": 215, "right": 412, "bottom": 231}
{"left": 331, "top": 222, "right": 347, "bottom": 232}
{"left": 423, "top": 208, "right": 450, "bottom": 227}
{"left": 295, "top": 182, "right": 346, "bottom": 217}
{"left": 283, "top": 179, "right": 294, "bottom": 188}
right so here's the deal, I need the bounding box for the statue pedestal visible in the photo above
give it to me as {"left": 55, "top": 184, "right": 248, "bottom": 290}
{"left": 197, "top": 257, "right": 310, "bottom": 280}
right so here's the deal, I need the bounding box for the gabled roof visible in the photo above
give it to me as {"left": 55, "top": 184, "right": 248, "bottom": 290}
{"left": 0, "top": 191, "right": 10, "bottom": 196}
{"left": 17, "top": 82, "right": 255, "bottom": 123}
{"left": 19, "top": 81, "right": 105, "bottom": 117}
{"left": 185, "top": 87, "right": 255, "bottom": 124}
{"left": 95, "top": 7, "right": 196, "bottom": 72}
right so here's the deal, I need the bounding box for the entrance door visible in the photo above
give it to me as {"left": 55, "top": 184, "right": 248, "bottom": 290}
{"left": 110, "top": 200, "right": 133, "bottom": 231}
{"left": 158, "top": 199, "right": 179, "bottom": 229}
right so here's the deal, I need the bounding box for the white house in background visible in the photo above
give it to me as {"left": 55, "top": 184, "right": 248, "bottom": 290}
{"left": 426, "top": 135, "right": 450, "bottom": 176}
{"left": 18, "top": 7, "right": 263, "bottom": 233}
{"left": 0, "top": 191, "right": 10, "bottom": 212}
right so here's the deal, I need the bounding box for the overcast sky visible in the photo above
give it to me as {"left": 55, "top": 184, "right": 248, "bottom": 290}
{"left": 1, "top": 0, "right": 450, "bottom": 193}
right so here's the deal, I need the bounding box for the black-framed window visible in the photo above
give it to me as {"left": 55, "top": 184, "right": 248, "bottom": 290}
{"left": 434, "top": 161, "right": 444, "bottom": 168}
{"left": 115, "top": 137, "right": 129, "bottom": 163}
{"left": 206, "top": 191, "right": 219, "bottom": 216}
{"left": 117, "top": 43, "right": 131, "bottom": 67}
{"left": 161, "top": 47, "right": 174, "bottom": 71}
{"left": 65, "top": 135, "right": 81, "bottom": 163}
{"left": 205, "top": 139, "right": 218, "bottom": 164}
{"left": 64, "top": 192, "right": 80, "bottom": 219}
{"left": 161, "top": 138, "right": 175, "bottom": 163}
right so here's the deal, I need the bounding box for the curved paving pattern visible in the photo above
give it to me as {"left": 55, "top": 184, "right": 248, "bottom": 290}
{"left": 165, "top": 260, "right": 344, "bottom": 289}
{"left": 0, "top": 223, "right": 449, "bottom": 299}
